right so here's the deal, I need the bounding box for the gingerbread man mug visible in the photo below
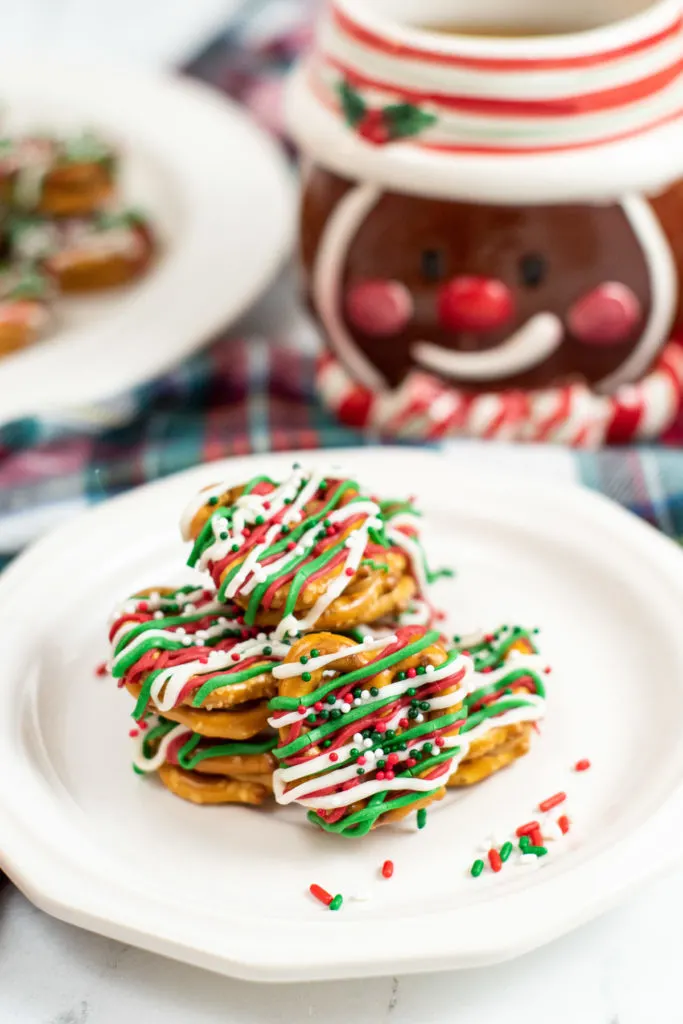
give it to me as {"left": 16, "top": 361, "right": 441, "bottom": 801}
{"left": 289, "top": 0, "right": 683, "bottom": 444}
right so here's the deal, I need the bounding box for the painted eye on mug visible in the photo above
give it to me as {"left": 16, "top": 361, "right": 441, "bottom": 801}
{"left": 421, "top": 248, "right": 446, "bottom": 281}
{"left": 519, "top": 253, "right": 547, "bottom": 288}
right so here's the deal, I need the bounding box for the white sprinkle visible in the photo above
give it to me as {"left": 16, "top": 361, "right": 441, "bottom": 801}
{"left": 218, "top": 617, "right": 227, "bottom": 626}
{"left": 519, "top": 854, "right": 541, "bottom": 868}
{"left": 374, "top": 748, "right": 384, "bottom": 758}
{"left": 340, "top": 702, "right": 351, "bottom": 713}
{"left": 353, "top": 732, "right": 363, "bottom": 744}
{"left": 195, "top": 630, "right": 207, "bottom": 639}
{"left": 124, "top": 602, "right": 136, "bottom": 614}
{"left": 363, "top": 737, "right": 373, "bottom": 748}
{"left": 416, "top": 714, "right": 425, "bottom": 723}
{"left": 364, "top": 750, "right": 376, "bottom": 762}
{"left": 176, "top": 628, "right": 186, "bottom": 636}
{"left": 288, "top": 628, "right": 298, "bottom": 637}
{"left": 154, "top": 611, "right": 164, "bottom": 620}
{"left": 185, "top": 604, "right": 196, "bottom": 613}
{"left": 323, "top": 670, "right": 337, "bottom": 678}
{"left": 295, "top": 546, "right": 305, "bottom": 556}
{"left": 353, "top": 698, "right": 362, "bottom": 706}
{"left": 425, "top": 665, "right": 435, "bottom": 674}
{"left": 196, "top": 639, "right": 205, "bottom": 647}
{"left": 257, "top": 632, "right": 267, "bottom": 641}
{"left": 182, "top": 637, "right": 192, "bottom": 646}
{"left": 361, "top": 690, "right": 370, "bottom": 700}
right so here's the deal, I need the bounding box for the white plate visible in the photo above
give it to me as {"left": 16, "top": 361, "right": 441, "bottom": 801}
{"left": 1, "top": 448, "right": 683, "bottom": 982}
{"left": 0, "top": 57, "right": 294, "bottom": 425}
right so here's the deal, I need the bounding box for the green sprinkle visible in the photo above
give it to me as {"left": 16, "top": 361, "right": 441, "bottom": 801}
{"left": 263, "top": 646, "right": 272, "bottom": 655}
{"left": 231, "top": 543, "right": 239, "bottom": 552}
{"left": 323, "top": 519, "right": 331, "bottom": 528}
{"left": 329, "top": 894, "right": 343, "bottom": 911}
{"left": 527, "top": 845, "right": 548, "bottom": 857}
{"left": 350, "top": 748, "right": 359, "bottom": 758}
{"left": 307, "top": 714, "right": 317, "bottom": 724}
{"left": 376, "top": 759, "right": 386, "bottom": 769}
{"left": 417, "top": 808, "right": 427, "bottom": 829}
{"left": 220, "top": 532, "right": 228, "bottom": 540}
{"left": 519, "top": 835, "right": 531, "bottom": 850}
{"left": 422, "top": 742, "right": 433, "bottom": 753}
{"left": 327, "top": 695, "right": 336, "bottom": 705}
{"left": 302, "top": 672, "right": 312, "bottom": 682}
{"left": 407, "top": 687, "right": 416, "bottom": 697}
{"left": 255, "top": 515, "right": 264, "bottom": 525}
{"left": 419, "top": 701, "right": 430, "bottom": 711}
{"left": 385, "top": 730, "right": 395, "bottom": 740}
{"left": 453, "top": 635, "right": 461, "bottom": 643}
{"left": 322, "top": 740, "right": 332, "bottom": 748}
{"left": 370, "top": 687, "right": 379, "bottom": 697}
{"left": 300, "top": 655, "right": 308, "bottom": 664}
{"left": 353, "top": 688, "right": 362, "bottom": 699}
{"left": 408, "top": 709, "right": 418, "bottom": 719}
{"left": 357, "top": 768, "right": 365, "bottom": 776}
{"left": 500, "top": 842, "right": 513, "bottom": 863}
{"left": 471, "top": 859, "right": 485, "bottom": 878}
{"left": 396, "top": 671, "right": 406, "bottom": 681}
{"left": 132, "top": 764, "right": 145, "bottom": 776}
{"left": 330, "top": 709, "right": 342, "bottom": 719}
{"left": 319, "top": 711, "right": 330, "bottom": 721}
{"left": 310, "top": 649, "right": 320, "bottom": 658}
{"left": 208, "top": 496, "right": 219, "bottom": 506}
{"left": 417, "top": 665, "right": 426, "bottom": 675}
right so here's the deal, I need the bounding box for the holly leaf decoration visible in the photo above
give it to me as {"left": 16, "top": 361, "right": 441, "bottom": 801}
{"left": 337, "top": 80, "right": 367, "bottom": 128}
{"left": 383, "top": 103, "right": 437, "bottom": 139}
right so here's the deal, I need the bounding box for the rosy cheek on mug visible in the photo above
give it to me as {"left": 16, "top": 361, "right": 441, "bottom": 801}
{"left": 437, "top": 276, "right": 515, "bottom": 333}
{"left": 345, "top": 279, "right": 413, "bottom": 336}
{"left": 567, "top": 282, "right": 642, "bottom": 345}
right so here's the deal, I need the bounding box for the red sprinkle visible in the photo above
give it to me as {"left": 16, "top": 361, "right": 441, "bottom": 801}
{"left": 138, "top": 602, "right": 148, "bottom": 613}
{"left": 381, "top": 860, "right": 394, "bottom": 879}
{"left": 539, "top": 791, "right": 566, "bottom": 813}
{"left": 345, "top": 568, "right": 355, "bottom": 577}
{"left": 138, "top": 720, "right": 149, "bottom": 731}
{"left": 95, "top": 662, "right": 108, "bottom": 677}
{"left": 558, "top": 815, "right": 571, "bottom": 834}
{"left": 375, "top": 722, "right": 386, "bottom": 734}
{"left": 309, "top": 884, "right": 333, "bottom": 906}
{"left": 407, "top": 667, "right": 417, "bottom": 678}
{"left": 575, "top": 758, "right": 591, "bottom": 772}
{"left": 231, "top": 653, "right": 241, "bottom": 662}
{"left": 263, "top": 502, "right": 271, "bottom": 510}
{"left": 375, "top": 771, "right": 386, "bottom": 781}
{"left": 386, "top": 752, "right": 399, "bottom": 765}
{"left": 129, "top": 729, "right": 139, "bottom": 738}
{"left": 385, "top": 770, "right": 395, "bottom": 781}
{"left": 516, "top": 820, "right": 540, "bottom": 837}
{"left": 329, "top": 752, "right": 338, "bottom": 762}
{"left": 399, "top": 718, "right": 409, "bottom": 728}
{"left": 488, "top": 849, "right": 503, "bottom": 873}
{"left": 357, "top": 755, "right": 366, "bottom": 765}
{"left": 314, "top": 702, "right": 324, "bottom": 711}
{"left": 286, "top": 542, "right": 296, "bottom": 551}
{"left": 405, "top": 757, "right": 417, "bottom": 768}
{"left": 530, "top": 827, "right": 543, "bottom": 847}
{"left": 297, "top": 705, "right": 306, "bottom": 714}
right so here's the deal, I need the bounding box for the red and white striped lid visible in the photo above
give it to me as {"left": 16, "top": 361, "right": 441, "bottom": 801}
{"left": 288, "top": 0, "right": 683, "bottom": 202}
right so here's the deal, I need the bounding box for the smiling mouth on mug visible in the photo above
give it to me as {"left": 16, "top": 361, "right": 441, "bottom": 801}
{"left": 412, "top": 312, "right": 565, "bottom": 382}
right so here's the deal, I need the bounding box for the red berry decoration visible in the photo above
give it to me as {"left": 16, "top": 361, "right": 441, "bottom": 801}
{"left": 357, "top": 109, "right": 391, "bottom": 146}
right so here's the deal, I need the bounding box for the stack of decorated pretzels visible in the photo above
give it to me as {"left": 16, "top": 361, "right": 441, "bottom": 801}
{"left": 107, "top": 465, "right": 547, "bottom": 836}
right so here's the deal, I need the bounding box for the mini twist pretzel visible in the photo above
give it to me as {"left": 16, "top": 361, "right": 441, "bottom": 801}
{"left": 109, "top": 584, "right": 289, "bottom": 737}
{"left": 181, "top": 465, "right": 443, "bottom": 637}
{"left": 0, "top": 132, "right": 117, "bottom": 216}
{"left": 268, "top": 626, "right": 473, "bottom": 837}
{"left": 448, "top": 626, "right": 547, "bottom": 788}
{"left": 131, "top": 718, "right": 276, "bottom": 805}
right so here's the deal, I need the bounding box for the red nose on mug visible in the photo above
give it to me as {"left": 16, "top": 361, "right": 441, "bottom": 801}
{"left": 438, "top": 276, "right": 515, "bottom": 333}
{"left": 345, "top": 279, "right": 414, "bottom": 337}
{"left": 567, "top": 282, "right": 641, "bottom": 345}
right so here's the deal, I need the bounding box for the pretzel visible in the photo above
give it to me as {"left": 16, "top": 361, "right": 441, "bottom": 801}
{"left": 448, "top": 728, "right": 532, "bottom": 786}
{"left": 9, "top": 210, "right": 155, "bottom": 293}
{"left": 447, "top": 626, "right": 547, "bottom": 787}
{"left": 268, "top": 626, "right": 473, "bottom": 836}
{"left": 131, "top": 718, "right": 276, "bottom": 804}
{"left": 0, "top": 266, "right": 53, "bottom": 356}
{"left": 0, "top": 132, "right": 116, "bottom": 216}
{"left": 109, "top": 585, "right": 287, "bottom": 736}
{"left": 180, "top": 465, "right": 441, "bottom": 637}
{"left": 157, "top": 763, "right": 271, "bottom": 805}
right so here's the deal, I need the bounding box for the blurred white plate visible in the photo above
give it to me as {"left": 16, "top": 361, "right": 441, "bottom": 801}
{"left": 1, "top": 448, "right": 683, "bottom": 981}
{"left": 0, "top": 57, "right": 294, "bottom": 424}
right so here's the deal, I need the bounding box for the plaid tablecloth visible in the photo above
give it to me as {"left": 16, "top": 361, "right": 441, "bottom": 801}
{"left": 1, "top": 0, "right": 683, "bottom": 568}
